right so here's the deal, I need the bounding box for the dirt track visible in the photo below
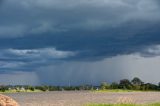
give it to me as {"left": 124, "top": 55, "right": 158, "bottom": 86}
{"left": 4, "top": 91, "right": 160, "bottom": 106}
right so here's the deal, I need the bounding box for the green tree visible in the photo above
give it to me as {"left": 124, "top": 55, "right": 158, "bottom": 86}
{"left": 158, "top": 82, "right": 160, "bottom": 90}
{"left": 119, "top": 79, "right": 132, "bottom": 89}
{"left": 110, "top": 82, "right": 119, "bottom": 89}
{"left": 100, "top": 82, "right": 110, "bottom": 90}
{"left": 131, "top": 77, "right": 143, "bottom": 90}
{"left": 131, "top": 77, "right": 143, "bottom": 85}
{"left": 0, "top": 86, "right": 7, "bottom": 92}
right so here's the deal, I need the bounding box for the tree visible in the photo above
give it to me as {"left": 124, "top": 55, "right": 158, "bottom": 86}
{"left": 147, "top": 83, "right": 158, "bottom": 90}
{"left": 140, "top": 84, "right": 146, "bottom": 91}
{"left": 131, "top": 77, "right": 143, "bottom": 85}
{"left": 140, "top": 83, "right": 158, "bottom": 91}
{"left": 100, "top": 82, "right": 110, "bottom": 90}
{"left": 158, "top": 82, "right": 160, "bottom": 90}
{"left": 25, "top": 86, "right": 35, "bottom": 91}
{"left": 119, "top": 79, "right": 132, "bottom": 89}
{"left": 110, "top": 82, "right": 119, "bottom": 89}
{"left": 131, "top": 77, "right": 143, "bottom": 90}
{"left": 0, "top": 86, "right": 7, "bottom": 92}
{"left": 35, "top": 86, "right": 48, "bottom": 91}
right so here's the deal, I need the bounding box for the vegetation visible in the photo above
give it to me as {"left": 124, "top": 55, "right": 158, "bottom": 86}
{"left": 0, "top": 77, "right": 160, "bottom": 93}
{"left": 85, "top": 103, "right": 160, "bottom": 106}
{"left": 99, "top": 77, "right": 160, "bottom": 91}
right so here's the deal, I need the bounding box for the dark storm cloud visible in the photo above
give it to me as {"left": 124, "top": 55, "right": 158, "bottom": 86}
{"left": 0, "top": 0, "right": 3, "bottom": 4}
{"left": 1, "top": 0, "right": 160, "bottom": 85}
{"left": 1, "top": 0, "right": 160, "bottom": 38}
{"left": 0, "top": 0, "right": 160, "bottom": 64}
{"left": 0, "top": 23, "right": 160, "bottom": 61}
{"left": 0, "top": 0, "right": 160, "bottom": 57}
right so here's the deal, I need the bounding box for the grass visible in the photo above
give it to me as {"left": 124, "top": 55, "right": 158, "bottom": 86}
{"left": 0, "top": 89, "right": 42, "bottom": 93}
{"left": 93, "top": 89, "right": 141, "bottom": 93}
{"left": 93, "top": 89, "right": 160, "bottom": 93}
{"left": 85, "top": 103, "right": 160, "bottom": 106}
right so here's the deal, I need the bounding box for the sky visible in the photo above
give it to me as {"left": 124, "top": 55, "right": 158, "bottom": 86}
{"left": 0, "top": 0, "right": 160, "bottom": 85}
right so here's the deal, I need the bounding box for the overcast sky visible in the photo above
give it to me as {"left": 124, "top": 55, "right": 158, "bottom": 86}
{"left": 0, "top": 0, "right": 160, "bottom": 85}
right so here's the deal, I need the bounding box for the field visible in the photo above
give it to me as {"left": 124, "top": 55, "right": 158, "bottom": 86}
{"left": 4, "top": 91, "right": 160, "bottom": 106}
{"left": 86, "top": 103, "right": 160, "bottom": 106}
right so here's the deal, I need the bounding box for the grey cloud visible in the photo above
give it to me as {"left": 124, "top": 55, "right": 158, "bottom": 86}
{"left": 0, "top": 61, "right": 25, "bottom": 69}
{"left": 1, "top": 0, "right": 160, "bottom": 85}
{"left": 0, "top": 0, "right": 160, "bottom": 37}
{"left": 6, "top": 48, "right": 75, "bottom": 59}
{"left": 0, "top": 48, "right": 75, "bottom": 59}
{"left": 139, "top": 45, "right": 160, "bottom": 57}
{"left": 0, "top": 48, "right": 76, "bottom": 72}
{"left": 0, "top": 26, "right": 160, "bottom": 61}
{"left": 0, "top": 25, "right": 26, "bottom": 37}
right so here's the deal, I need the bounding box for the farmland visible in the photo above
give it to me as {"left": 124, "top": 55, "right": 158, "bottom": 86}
{"left": 5, "top": 91, "right": 160, "bottom": 106}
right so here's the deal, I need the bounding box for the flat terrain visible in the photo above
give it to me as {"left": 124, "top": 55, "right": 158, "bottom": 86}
{"left": 4, "top": 91, "right": 160, "bottom": 106}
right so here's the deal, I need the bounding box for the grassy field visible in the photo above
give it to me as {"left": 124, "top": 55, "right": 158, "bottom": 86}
{"left": 93, "top": 89, "right": 159, "bottom": 93}
{"left": 85, "top": 103, "right": 160, "bottom": 106}
{"left": 0, "top": 89, "right": 42, "bottom": 93}
{"left": 93, "top": 89, "right": 141, "bottom": 92}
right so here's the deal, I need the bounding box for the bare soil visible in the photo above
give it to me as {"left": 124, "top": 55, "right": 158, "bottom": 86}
{"left": 4, "top": 91, "right": 160, "bottom": 106}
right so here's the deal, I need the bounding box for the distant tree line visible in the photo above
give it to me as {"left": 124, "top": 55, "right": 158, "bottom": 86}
{"left": 0, "top": 85, "right": 95, "bottom": 92}
{"left": 100, "top": 77, "right": 160, "bottom": 91}
{"left": 0, "top": 77, "right": 160, "bottom": 92}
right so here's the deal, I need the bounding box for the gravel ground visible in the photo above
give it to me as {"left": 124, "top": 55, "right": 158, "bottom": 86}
{"left": 4, "top": 91, "right": 160, "bottom": 106}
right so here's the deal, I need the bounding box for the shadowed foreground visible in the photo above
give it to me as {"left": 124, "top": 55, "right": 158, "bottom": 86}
{"left": 5, "top": 91, "right": 160, "bottom": 106}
